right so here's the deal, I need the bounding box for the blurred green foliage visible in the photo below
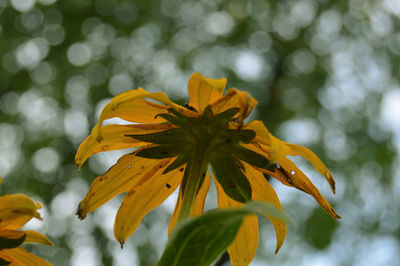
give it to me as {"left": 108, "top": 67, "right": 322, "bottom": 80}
{"left": 1, "top": 0, "right": 399, "bottom": 265}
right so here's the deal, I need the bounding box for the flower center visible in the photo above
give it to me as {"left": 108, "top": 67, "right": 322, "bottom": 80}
{"left": 127, "top": 106, "right": 273, "bottom": 221}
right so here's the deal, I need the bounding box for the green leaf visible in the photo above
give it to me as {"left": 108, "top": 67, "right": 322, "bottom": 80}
{"left": 211, "top": 157, "right": 252, "bottom": 203}
{"left": 232, "top": 146, "right": 274, "bottom": 171}
{"left": 0, "top": 231, "right": 26, "bottom": 249}
{"left": 126, "top": 128, "right": 183, "bottom": 144}
{"left": 157, "top": 201, "right": 290, "bottom": 266}
{"left": 135, "top": 144, "right": 181, "bottom": 159}
{"left": 163, "top": 155, "right": 188, "bottom": 174}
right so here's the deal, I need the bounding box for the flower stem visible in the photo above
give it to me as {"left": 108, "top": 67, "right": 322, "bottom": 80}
{"left": 177, "top": 140, "right": 209, "bottom": 224}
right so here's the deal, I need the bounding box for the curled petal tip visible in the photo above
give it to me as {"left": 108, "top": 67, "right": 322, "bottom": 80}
{"left": 76, "top": 203, "right": 87, "bottom": 220}
{"left": 119, "top": 240, "right": 125, "bottom": 249}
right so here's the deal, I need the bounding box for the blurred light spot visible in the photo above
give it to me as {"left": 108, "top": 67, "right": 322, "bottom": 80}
{"left": 11, "top": 0, "right": 36, "bottom": 12}
{"left": 21, "top": 9, "right": 44, "bottom": 32}
{"left": 279, "top": 119, "right": 321, "bottom": 145}
{"left": 234, "top": 50, "right": 266, "bottom": 81}
{"left": 179, "top": 2, "right": 204, "bottom": 24}
{"left": 291, "top": 0, "right": 316, "bottom": 27}
{"left": 89, "top": 149, "right": 128, "bottom": 175}
{"left": 85, "top": 63, "right": 108, "bottom": 86}
{"left": 109, "top": 37, "right": 130, "bottom": 60}
{"left": 71, "top": 245, "right": 100, "bottom": 266}
{"left": 108, "top": 73, "right": 133, "bottom": 96}
{"left": 115, "top": 2, "right": 137, "bottom": 24}
{"left": 0, "top": 124, "right": 23, "bottom": 177}
{"left": 172, "top": 29, "right": 199, "bottom": 53}
{"left": 204, "top": 12, "right": 235, "bottom": 36}
{"left": 17, "top": 90, "right": 59, "bottom": 131}
{"left": 42, "top": 24, "right": 65, "bottom": 45}
{"left": 32, "top": 147, "right": 60, "bottom": 173}
{"left": 249, "top": 31, "right": 272, "bottom": 53}
{"left": 16, "top": 38, "right": 49, "bottom": 68}
{"left": 2, "top": 52, "right": 20, "bottom": 73}
{"left": 51, "top": 190, "right": 80, "bottom": 219}
{"left": 30, "top": 61, "right": 56, "bottom": 84}
{"left": 229, "top": 0, "right": 248, "bottom": 19}
{"left": 64, "top": 109, "right": 89, "bottom": 143}
{"left": 370, "top": 11, "right": 393, "bottom": 36}
{"left": 65, "top": 76, "right": 90, "bottom": 105}
{"left": 67, "top": 42, "right": 92, "bottom": 66}
{"left": 192, "top": 52, "right": 217, "bottom": 77}
{"left": 355, "top": 236, "right": 400, "bottom": 266}
{"left": 273, "top": 15, "right": 298, "bottom": 40}
{"left": 317, "top": 10, "right": 342, "bottom": 37}
{"left": 95, "top": 0, "right": 117, "bottom": 16}
{"left": 0, "top": 92, "right": 20, "bottom": 115}
{"left": 82, "top": 17, "right": 103, "bottom": 36}
{"left": 289, "top": 49, "right": 316, "bottom": 74}
{"left": 384, "top": 0, "right": 400, "bottom": 17}
{"left": 38, "top": 0, "right": 57, "bottom": 5}
{"left": 380, "top": 89, "right": 400, "bottom": 135}
{"left": 324, "top": 128, "right": 355, "bottom": 161}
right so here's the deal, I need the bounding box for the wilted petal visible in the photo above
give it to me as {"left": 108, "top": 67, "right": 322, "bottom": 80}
{"left": 75, "top": 123, "right": 175, "bottom": 167}
{"left": 114, "top": 166, "right": 184, "bottom": 246}
{"left": 0, "top": 247, "right": 51, "bottom": 266}
{"left": 276, "top": 158, "right": 340, "bottom": 219}
{"left": 244, "top": 162, "right": 287, "bottom": 253}
{"left": 242, "top": 120, "right": 271, "bottom": 145}
{"left": 188, "top": 72, "right": 227, "bottom": 113}
{"left": 285, "top": 143, "right": 335, "bottom": 193}
{"left": 91, "top": 89, "right": 196, "bottom": 141}
{"left": 23, "top": 231, "right": 53, "bottom": 246}
{"left": 215, "top": 178, "right": 258, "bottom": 266}
{"left": 76, "top": 153, "right": 171, "bottom": 219}
{"left": 0, "top": 194, "right": 42, "bottom": 230}
{"left": 168, "top": 171, "right": 210, "bottom": 234}
{"left": 211, "top": 88, "right": 257, "bottom": 125}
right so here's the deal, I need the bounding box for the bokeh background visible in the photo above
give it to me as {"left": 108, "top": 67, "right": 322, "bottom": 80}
{"left": 1, "top": 0, "right": 399, "bottom": 265}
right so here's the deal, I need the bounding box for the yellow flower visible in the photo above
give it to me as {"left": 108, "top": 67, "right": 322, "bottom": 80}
{"left": 76, "top": 73, "right": 339, "bottom": 265}
{"left": 0, "top": 193, "right": 53, "bottom": 265}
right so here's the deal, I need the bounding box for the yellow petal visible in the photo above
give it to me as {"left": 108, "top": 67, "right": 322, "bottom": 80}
{"left": 0, "top": 247, "right": 51, "bottom": 266}
{"left": 168, "top": 171, "right": 210, "bottom": 234}
{"left": 23, "top": 231, "right": 53, "bottom": 246}
{"left": 92, "top": 89, "right": 196, "bottom": 141}
{"left": 0, "top": 194, "right": 41, "bottom": 230}
{"left": 214, "top": 178, "right": 258, "bottom": 266}
{"left": 242, "top": 120, "right": 271, "bottom": 145}
{"left": 269, "top": 134, "right": 291, "bottom": 162}
{"left": 211, "top": 88, "right": 257, "bottom": 125}
{"left": 76, "top": 153, "right": 171, "bottom": 219}
{"left": 277, "top": 158, "right": 340, "bottom": 219}
{"left": 243, "top": 162, "right": 287, "bottom": 253}
{"left": 114, "top": 165, "right": 184, "bottom": 246}
{"left": 286, "top": 143, "right": 335, "bottom": 193}
{"left": 188, "top": 72, "right": 227, "bottom": 113}
{"left": 75, "top": 123, "right": 175, "bottom": 167}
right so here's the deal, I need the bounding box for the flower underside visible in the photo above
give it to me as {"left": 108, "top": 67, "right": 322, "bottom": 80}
{"left": 128, "top": 106, "right": 274, "bottom": 219}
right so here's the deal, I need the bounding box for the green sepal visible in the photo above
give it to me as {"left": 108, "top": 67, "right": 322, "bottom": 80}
{"left": 0, "top": 257, "right": 11, "bottom": 265}
{"left": 157, "top": 201, "right": 291, "bottom": 266}
{"left": 155, "top": 113, "right": 181, "bottom": 126}
{"left": 232, "top": 146, "right": 274, "bottom": 171}
{"left": 222, "top": 129, "right": 255, "bottom": 143}
{"left": 208, "top": 107, "right": 240, "bottom": 124}
{"left": 211, "top": 157, "right": 252, "bottom": 203}
{"left": 163, "top": 155, "right": 188, "bottom": 174}
{"left": 0, "top": 231, "right": 26, "bottom": 249}
{"left": 126, "top": 128, "right": 183, "bottom": 144}
{"left": 135, "top": 144, "right": 181, "bottom": 159}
